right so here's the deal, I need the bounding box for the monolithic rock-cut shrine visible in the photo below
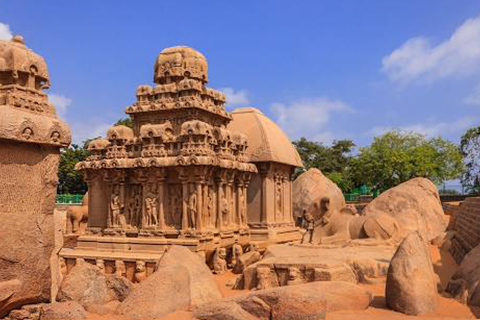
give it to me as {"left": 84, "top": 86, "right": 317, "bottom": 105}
{"left": 60, "top": 46, "right": 302, "bottom": 275}
{"left": 0, "top": 35, "right": 71, "bottom": 316}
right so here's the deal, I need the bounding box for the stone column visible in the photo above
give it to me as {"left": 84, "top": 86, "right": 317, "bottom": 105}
{"left": 181, "top": 180, "right": 189, "bottom": 230}
{"left": 157, "top": 175, "right": 166, "bottom": 230}
{"left": 216, "top": 180, "right": 223, "bottom": 230}
{"left": 196, "top": 181, "right": 203, "bottom": 231}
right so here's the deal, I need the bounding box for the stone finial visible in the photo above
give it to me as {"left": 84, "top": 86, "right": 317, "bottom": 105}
{"left": 154, "top": 46, "right": 208, "bottom": 84}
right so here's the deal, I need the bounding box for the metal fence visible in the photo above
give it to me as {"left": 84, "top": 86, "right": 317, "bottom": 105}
{"left": 56, "top": 194, "right": 84, "bottom": 204}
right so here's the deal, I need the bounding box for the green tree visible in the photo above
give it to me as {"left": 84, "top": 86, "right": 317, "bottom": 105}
{"left": 293, "top": 137, "right": 356, "bottom": 191}
{"left": 460, "top": 126, "right": 480, "bottom": 193}
{"left": 352, "top": 131, "right": 464, "bottom": 191}
{"left": 57, "top": 140, "right": 92, "bottom": 194}
{"left": 114, "top": 117, "right": 133, "bottom": 128}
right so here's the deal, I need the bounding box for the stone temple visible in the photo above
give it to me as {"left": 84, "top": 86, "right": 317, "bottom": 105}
{"left": 61, "top": 46, "right": 302, "bottom": 278}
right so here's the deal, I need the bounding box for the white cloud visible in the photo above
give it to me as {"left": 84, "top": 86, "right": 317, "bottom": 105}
{"left": 0, "top": 22, "right": 12, "bottom": 40}
{"left": 382, "top": 15, "right": 480, "bottom": 83}
{"left": 369, "top": 116, "right": 477, "bottom": 138}
{"left": 70, "top": 121, "right": 111, "bottom": 146}
{"left": 463, "top": 83, "right": 480, "bottom": 105}
{"left": 219, "top": 87, "right": 250, "bottom": 108}
{"left": 270, "top": 97, "right": 354, "bottom": 142}
{"left": 48, "top": 94, "right": 72, "bottom": 118}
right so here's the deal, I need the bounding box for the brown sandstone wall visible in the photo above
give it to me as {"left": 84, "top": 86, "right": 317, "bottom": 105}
{"left": 449, "top": 197, "right": 480, "bottom": 264}
{"left": 0, "top": 140, "right": 59, "bottom": 316}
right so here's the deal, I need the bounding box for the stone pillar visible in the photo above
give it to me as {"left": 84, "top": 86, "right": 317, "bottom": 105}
{"left": 157, "top": 176, "right": 166, "bottom": 230}
{"left": 196, "top": 182, "right": 203, "bottom": 231}
{"left": 181, "top": 180, "right": 189, "bottom": 230}
{"left": 216, "top": 180, "right": 223, "bottom": 230}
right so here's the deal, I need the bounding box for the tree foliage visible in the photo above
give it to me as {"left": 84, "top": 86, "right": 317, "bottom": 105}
{"left": 352, "top": 131, "right": 464, "bottom": 191}
{"left": 114, "top": 117, "right": 133, "bottom": 128}
{"left": 293, "top": 137, "right": 355, "bottom": 191}
{"left": 460, "top": 126, "right": 480, "bottom": 193}
{"left": 58, "top": 140, "right": 92, "bottom": 194}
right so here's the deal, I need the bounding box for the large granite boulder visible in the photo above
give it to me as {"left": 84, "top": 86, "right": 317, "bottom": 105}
{"left": 386, "top": 232, "right": 438, "bottom": 315}
{"left": 116, "top": 264, "right": 191, "bottom": 319}
{"left": 157, "top": 245, "right": 222, "bottom": 305}
{"left": 292, "top": 168, "right": 346, "bottom": 222}
{"left": 57, "top": 261, "right": 112, "bottom": 307}
{"left": 363, "top": 178, "right": 446, "bottom": 241}
{"left": 446, "top": 243, "right": 480, "bottom": 306}
{"left": 196, "top": 281, "right": 371, "bottom": 320}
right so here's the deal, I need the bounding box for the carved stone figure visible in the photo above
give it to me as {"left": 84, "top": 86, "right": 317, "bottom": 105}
{"left": 59, "top": 258, "right": 67, "bottom": 278}
{"left": 301, "top": 209, "right": 315, "bottom": 244}
{"left": 144, "top": 184, "right": 158, "bottom": 227}
{"left": 135, "top": 261, "right": 147, "bottom": 283}
{"left": 309, "top": 197, "right": 400, "bottom": 245}
{"left": 256, "top": 267, "right": 272, "bottom": 290}
{"left": 96, "top": 259, "right": 105, "bottom": 273}
{"left": 115, "top": 260, "right": 126, "bottom": 277}
{"left": 276, "top": 180, "right": 283, "bottom": 216}
{"left": 230, "top": 243, "right": 243, "bottom": 268}
{"left": 287, "top": 266, "right": 303, "bottom": 286}
{"left": 221, "top": 196, "right": 229, "bottom": 228}
{"left": 213, "top": 247, "right": 227, "bottom": 274}
{"left": 189, "top": 189, "right": 197, "bottom": 229}
{"left": 66, "top": 192, "right": 89, "bottom": 234}
{"left": 110, "top": 186, "right": 124, "bottom": 227}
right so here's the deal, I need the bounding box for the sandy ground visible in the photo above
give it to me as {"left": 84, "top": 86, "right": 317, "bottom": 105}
{"left": 86, "top": 244, "right": 480, "bottom": 320}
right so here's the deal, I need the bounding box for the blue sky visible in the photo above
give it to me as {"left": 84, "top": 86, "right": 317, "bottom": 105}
{"left": 1, "top": 0, "right": 480, "bottom": 149}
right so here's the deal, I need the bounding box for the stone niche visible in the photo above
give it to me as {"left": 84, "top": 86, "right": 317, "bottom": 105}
{"left": 228, "top": 107, "right": 303, "bottom": 246}
{"left": 61, "top": 46, "right": 258, "bottom": 280}
{"left": 0, "top": 36, "right": 71, "bottom": 316}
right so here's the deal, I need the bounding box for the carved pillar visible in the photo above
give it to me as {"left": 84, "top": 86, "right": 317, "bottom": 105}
{"left": 226, "top": 179, "right": 232, "bottom": 228}
{"left": 216, "top": 179, "right": 223, "bottom": 230}
{"left": 196, "top": 181, "right": 203, "bottom": 231}
{"left": 181, "top": 179, "right": 188, "bottom": 230}
{"left": 157, "top": 172, "right": 166, "bottom": 230}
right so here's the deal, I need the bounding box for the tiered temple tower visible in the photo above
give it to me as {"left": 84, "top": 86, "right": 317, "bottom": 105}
{"left": 66, "top": 47, "right": 257, "bottom": 274}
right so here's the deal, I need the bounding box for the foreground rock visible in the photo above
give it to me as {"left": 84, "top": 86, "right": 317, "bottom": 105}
{"left": 386, "top": 232, "right": 438, "bottom": 315}
{"left": 117, "top": 246, "right": 222, "bottom": 319}
{"left": 116, "top": 264, "right": 191, "bottom": 319}
{"left": 446, "top": 243, "right": 480, "bottom": 306}
{"left": 292, "top": 168, "right": 346, "bottom": 222}
{"left": 57, "top": 261, "right": 110, "bottom": 307}
{"left": 40, "top": 301, "right": 87, "bottom": 320}
{"left": 363, "top": 178, "right": 446, "bottom": 241}
{"left": 196, "top": 281, "right": 371, "bottom": 320}
{"left": 237, "top": 244, "right": 394, "bottom": 289}
{"left": 157, "top": 246, "right": 222, "bottom": 305}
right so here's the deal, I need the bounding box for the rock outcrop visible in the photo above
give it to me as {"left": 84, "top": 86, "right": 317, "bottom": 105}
{"left": 116, "top": 264, "right": 191, "bottom": 319}
{"left": 292, "top": 168, "right": 346, "bottom": 222}
{"left": 386, "top": 232, "right": 438, "bottom": 315}
{"left": 196, "top": 281, "right": 371, "bottom": 320}
{"left": 363, "top": 178, "right": 446, "bottom": 242}
{"left": 446, "top": 243, "right": 480, "bottom": 306}
{"left": 157, "top": 246, "right": 222, "bottom": 306}
{"left": 40, "top": 301, "right": 87, "bottom": 320}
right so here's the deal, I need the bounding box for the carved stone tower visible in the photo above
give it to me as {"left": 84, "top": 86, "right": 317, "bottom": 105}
{"left": 0, "top": 35, "right": 71, "bottom": 316}
{"left": 65, "top": 47, "right": 257, "bottom": 279}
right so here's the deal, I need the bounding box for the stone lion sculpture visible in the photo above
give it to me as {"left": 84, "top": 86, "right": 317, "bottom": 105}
{"left": 303, "top": 197, "right": 401, "bottom": 245}
{"left": 66, "top": 192, "right": 89, "bottom": 234}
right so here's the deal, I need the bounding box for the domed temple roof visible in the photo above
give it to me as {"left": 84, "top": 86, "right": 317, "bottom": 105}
{"left": 228, "top": 107, "right": 303, "bottom": 168}
{"left": 154, "top": 46, "right": 208, "bottom": 84}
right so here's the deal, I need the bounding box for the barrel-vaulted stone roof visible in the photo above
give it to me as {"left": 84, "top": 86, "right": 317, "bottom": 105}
{"left": 228, "top": 107, "right": 303, "bottom": 168}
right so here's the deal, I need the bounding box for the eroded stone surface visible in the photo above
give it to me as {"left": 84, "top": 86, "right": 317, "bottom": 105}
{"left": 40, "top": 302, "right": 87, "bottom": 320}
{"left": 237, "top": 243, "right": 394, "bottom": 289}
{"left": 386, "top": 232, "right": 438, "bottom": 315}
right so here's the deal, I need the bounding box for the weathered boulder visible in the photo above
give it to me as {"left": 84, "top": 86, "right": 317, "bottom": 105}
{"left": 116, "top": 264, "right": 191, "bottom": 319}
{"left": 194, "top": 300, "right": 260, "bottom": 320}
{"left": 233, "top": 251, "right": 262, "bottom": 274}
{"left": 158, "top": 245, "right": 222, "bottom": 305}
{"left": 85, "top": 300, "right": 120, "bottom": 316}
{"left": 363, "top": 178, "right": 446, "bottom": 241}
{"left": 196, "top": 281, "right": 371, "bottom": 320}
{"left": 57, "top": 261, "right": 111, "bottom": 307}
{"left": 106, "top": 274, "right": 133, "bottom": 302}
{"left": 386, "top": 232, "right": 438, "bottom": 315}
{"left": 40, "top": 301, "right": 87, "bottom": 320}
{"left": 446, "top": 243, "right": 480, "bottom": 306}
{"left": 292, "top": 168, "right": 346, "bottom": 222}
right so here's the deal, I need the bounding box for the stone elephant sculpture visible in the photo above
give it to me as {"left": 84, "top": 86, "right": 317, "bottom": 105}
{"left": 66, "top": 192, "right": 89, "bottom": 234}
{"left": 302, "top": 197, "right": 401, "bottom": 245}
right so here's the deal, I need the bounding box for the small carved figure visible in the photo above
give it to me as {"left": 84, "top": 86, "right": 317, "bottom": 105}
{"left": 230, "top": 243, "right": 243, "bottom": 268}
{"left": 287, "top": 266, "right": 303, "bottom": 286}
{"left": 238, "top": 188, "right": 246, "bottom": 227}
{"left": 221, "top": 196, "right": 229, "bottom": 227}
{"left": 22, "top": 127, "right": 33, "bottom": 140}
{"left": 189, "top": 190, "right": 197, "bottom": 229}
{"left": 110, "top": 186, "right": 124, "bottom": 227}
{"left": 115, "top": 260, "right": 126, "bottom": 277}
{"left": 301, "top": 209, "right": 315, "bottom": 244}
{"left": 96, "top": 259, "right": 105, "bottom": 273}
{"left": 275, "top": 180, "right": 282, "bottom": 215}
{"left": 50, "top": 131, "right": 60, "bottom": 143}
{"left": 256, "top": 267, "right": 272, "bottom": 290}
{"left": 59, "top": 257, "right": 67, "bottom": 278}
{"left": 134, "top": 261, "right": 147, "bottom": 283}
{"left": 144, "top": 184, "right": 158, "bottom": 227}
{"left": 213, "top": 247, "right": 227, "bottom": 274}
